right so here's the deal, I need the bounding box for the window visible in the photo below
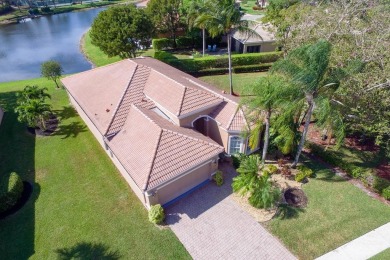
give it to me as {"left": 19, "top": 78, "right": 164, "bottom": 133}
{"left": 247, "top": 45, "right": 261, "bottom": 53}
{"left": 229, "top": 135, "right": 243, "bottom": 154}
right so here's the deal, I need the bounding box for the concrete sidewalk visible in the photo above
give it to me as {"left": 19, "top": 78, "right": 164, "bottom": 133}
{"left": 316, "top": 222, "right": 390, "bottom": 260}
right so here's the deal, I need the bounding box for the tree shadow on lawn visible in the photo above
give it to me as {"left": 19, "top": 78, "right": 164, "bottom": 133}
{"left": 0, "top": 91, "right": 38, "bottom": 259}
{"left": 302, "top": 155, "right": 347, "bottom": 183}
{"left": 165, "top": 162, "right": 236, "bottom": 224}
{"left": 54, "top": 106, "right": 77, "bottom": 121}
{"left": 274, "top": 204, "right": 305, "bottom": 220}
{"left": 52, "top": 121, "right": 87, "bottom": 139}
{"left": 55, "top": 242, "right": 121, "bottom": 260}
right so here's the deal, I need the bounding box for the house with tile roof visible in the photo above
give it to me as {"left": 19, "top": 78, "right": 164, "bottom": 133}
{"left": 62, "top": 57, "right": 259, "bottom": 208}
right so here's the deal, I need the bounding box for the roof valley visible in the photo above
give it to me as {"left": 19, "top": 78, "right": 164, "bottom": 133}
{"left": 106, "top": 65, "right": 152, "bottom": 136}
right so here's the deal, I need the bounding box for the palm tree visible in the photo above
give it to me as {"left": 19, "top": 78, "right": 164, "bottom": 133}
{"left": 272, "top": 40, "right": 344, "bottom": 168}
{"left": 242, "top": 75, "right": 292, "bottom": 166}
{"left": 188, "top": 0, "right": 208, "bottom": 57}
{"left": 17, "top": 85, "right": 51, "bottom": 103}
{"left": 15, "top": 99, "right": 52, "bottom": 131}
{"left": 195, "top": 0, "right": 258, "bottom": 95}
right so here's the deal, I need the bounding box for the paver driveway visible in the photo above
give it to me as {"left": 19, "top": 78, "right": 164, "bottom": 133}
{"left": 165, "top": 163, "right": 296, "bottom": 260}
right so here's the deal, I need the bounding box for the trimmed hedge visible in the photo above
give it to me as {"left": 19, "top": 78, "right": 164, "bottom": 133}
{"left": 152, "top": 38, "right": 173, "bottom": 51}
{"left": 152, "top": 36, "right": 202, "bottom": 51}
{"left": 382, "top": 187, "right": 390, "bottom": 200}
{"left": 0, "top": 172, "right": 23, "bottom": 213}
{"left": 233, "top": 63, "right": 272, "bottom": 73}
{"left": 154, "top": 50, "right": 281, "bottom": 75}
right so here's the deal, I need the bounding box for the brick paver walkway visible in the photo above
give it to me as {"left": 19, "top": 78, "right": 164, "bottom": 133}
{"left": 165, "top": 163, "right": 297, "bottom": 260}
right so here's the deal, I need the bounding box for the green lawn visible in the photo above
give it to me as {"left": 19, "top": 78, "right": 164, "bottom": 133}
{"left": 370, "top": 248, "right": 390, "bottom": 260}
{"left": 199, "top": 72, "right": 267, "bottom": 95}
{"left": 239, "top": 0, "right": 265, "bottom": 15}
{"left": 267, "top": 159, "right": 390, "bottom": 260}
{"left": 0, "top": 78, "right": 190, "bottom": 259}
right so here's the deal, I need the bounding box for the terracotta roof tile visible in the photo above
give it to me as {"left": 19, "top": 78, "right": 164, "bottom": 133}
{"left": 61, "top": 60, "right": 137, "bottom": 134}
{"left": 107, "top": 105, "right": 224, "bottom": 191}
{"left": 106, "top": 64, "right": 154, "bottom": 135}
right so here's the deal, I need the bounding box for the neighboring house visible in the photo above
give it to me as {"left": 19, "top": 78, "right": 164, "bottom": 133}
{"left": 231, "top": 22, "right": 276, "bottom": 53}
{"left": 62, "top": 57, "right": 259, "bottom": 208}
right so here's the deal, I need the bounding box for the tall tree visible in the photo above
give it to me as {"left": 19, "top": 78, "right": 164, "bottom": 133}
{"left": 242, "top": 75, "right": 291, "bottom": 165}
{"left": 196, "top": 0, "right": 257, "bottom": 95}
{"left": 187, "top": 0, "right": 208, "bottom": 56}
{"left": 272, "top": 40, "right": 345, "bottom": 167}
{"left": 90, "top": 5, "right": 154, "bottom": 58}
{"left": 146, "top": 0, "right": 183, "bottom": 48}
{"left": 276, "top": 0, "right": 390, "bottom": 156}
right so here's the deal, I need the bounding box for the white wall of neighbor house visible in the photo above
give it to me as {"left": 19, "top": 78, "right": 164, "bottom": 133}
{"left": 148, "top": 157, "right": 219, "bottom": 206}
{"left": 233, "top": 40, "right": 276, "bottom": 53}
{"left": 66, "top": 91, "right": 148, "bottom": 207}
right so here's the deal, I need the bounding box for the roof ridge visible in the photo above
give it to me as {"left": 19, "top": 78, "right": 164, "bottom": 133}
{"left": 62, "top": 59, "right": 130, "bottom": 81}
{"left": 185, "top": 78, "right": 239, "bottom": 105}
{"left": 227, "top": 105, "right": 240, "bottom": 130}
{"left": 104, "top": 64, "right": 138, "bottom": 136}
{"left": 142, "top": 128, "right": 163, "bottom": 191}
{"left": 150, "top": 68, "right": 187, "bottom": 115}
{"left": 178, "top": 86, "right": 187, "bottom": 116}
{"left": 161, "top": 128, "right": 222, "bottom": 148}
{"left": 132, "top": 104, "right": 161, "bottom": 130}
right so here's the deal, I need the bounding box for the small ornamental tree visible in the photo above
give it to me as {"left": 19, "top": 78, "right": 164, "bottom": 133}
{"left": 41, "top": 60, "right": 63, "bottom": 89}
{"left": 90, "top": 5, "right": 154, "bottom": 58}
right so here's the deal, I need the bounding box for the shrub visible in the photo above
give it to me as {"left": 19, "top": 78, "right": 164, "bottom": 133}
{"left": 232, "top": 153, "right": 247, "bottom": 169}
{"left": 40, "top": 6, "right": 51, "bottom": 13}
{"left": 382, "top": 187, "right": 390, "bottom": 200}
{"left": 176, "top": 36, "right": 196, "bottom": 48}
{"left": 266, "top": 164, "right": 278, "bottom": 174}
{"left": 148, "top": 204, "right": 165, "bottom": 224}
{"left": 350, "top": 167, "right": 366, "bottom": 178}
{"left": 294, "top": 172, "right": 306, "bottom": 182}
{"left": 212, "top": 170, "right": 224, "bottom": 186}
{"left": 29, "top": 8, "right": 40, "bottom": 15}
{"left": 373, "top": 176, "right": 390, "bottom": 193}
{"left": 281, "top": 166, "right": 291, "bottom": 178}
{"left": 232, "top": 63, "right": 272, "bottom": 73}
{"left": 153, "top": 51, "right": 176, "bottom": 61}
{"left": 152, "top": 38, "right": 172, "bottom": 51}
{"left": 248, "top": 175, "right": 281, "bottom": 209}
{"left": 297, "top": 165, "right": 314, "bottom": 178}
{"left": 0, "top": 172, "right": 24, "bottom": 213}
{"left": 196, "top": 68, "right": 229, "bottom": 76}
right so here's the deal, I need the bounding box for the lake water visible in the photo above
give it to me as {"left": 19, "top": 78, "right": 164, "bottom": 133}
{"left": 0, "top": 7, "right": 105, "bottom": 83}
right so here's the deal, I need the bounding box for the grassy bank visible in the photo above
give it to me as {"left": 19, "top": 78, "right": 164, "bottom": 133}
{"left": 267, "top": 159, "right": 390, "bottom": 260}
{"left": 0, "top": 78, "right": 190, "bottom": 259}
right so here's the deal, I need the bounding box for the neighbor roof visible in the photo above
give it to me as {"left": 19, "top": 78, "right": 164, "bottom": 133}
{"left": 232, "top": 22, "right": 275, "bottom": 44}
{"left": 107, "top": 105, "right": 224, "bottom": 191}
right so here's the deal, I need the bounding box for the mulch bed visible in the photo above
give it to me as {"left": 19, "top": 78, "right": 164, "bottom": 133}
{"left": 376, "top": 162, "right": 390, "bottom": 181}
{"left": 27, "top": 114, "right": 58, "bottom": 136}
{"left": 284, "top": 188, "right": 308, "bottom": 208}
{"left": 0, "top": 181, "right": 33, "bottom": 219}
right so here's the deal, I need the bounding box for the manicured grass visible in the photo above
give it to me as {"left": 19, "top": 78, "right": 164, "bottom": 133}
{"left": 370, "top": 248, "right": 390, "bottom": 260}
{"left": 0, "top": 78, "right": 190, "bottom": 259}
{"left": 82, "top": 31, "right": 122, "bottom": 67}
{"left": 267, "top": 159, "right": 390, "bottom": 260}
{"left": 82, "top": 31, "right": 155, "bottom": 67}
{"left": 239, "top": 0, "right": 265, "bottom": 15}
{"left": 199, "top": 72, "right": 267, "bottom": 95}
